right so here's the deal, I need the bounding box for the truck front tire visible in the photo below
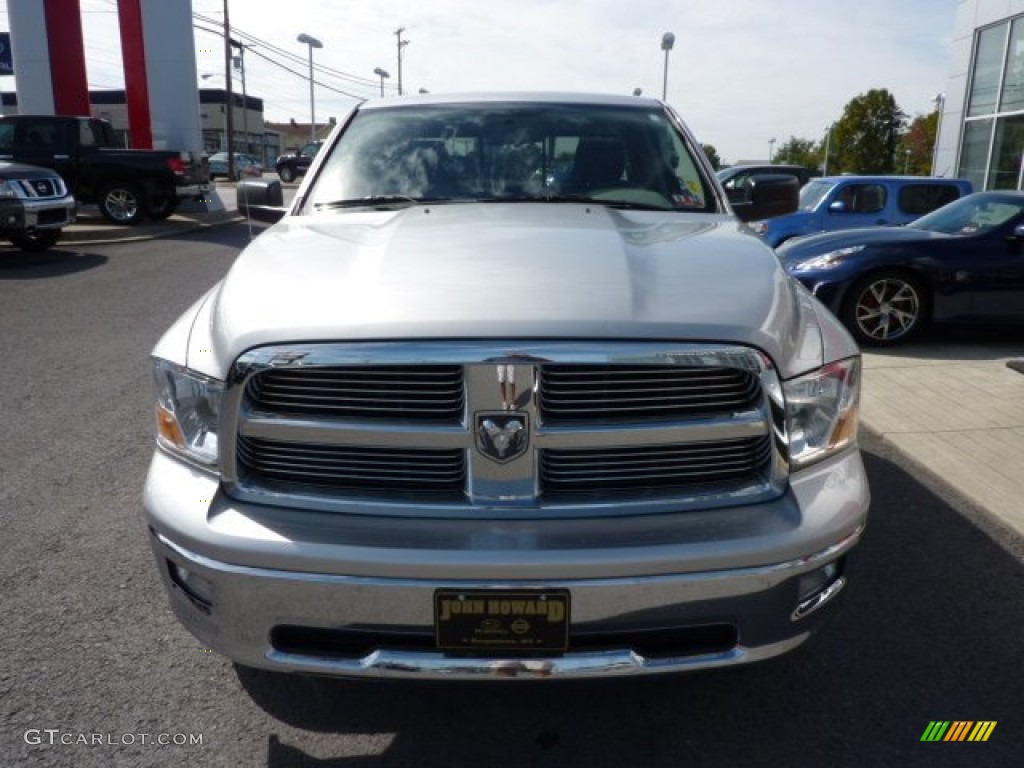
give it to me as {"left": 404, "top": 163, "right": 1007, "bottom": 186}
{"left": 9, "top": 229, "right": 61, "bottom": 251}
{"left": 146, "top": 190, "right": 179, "bottom": 220}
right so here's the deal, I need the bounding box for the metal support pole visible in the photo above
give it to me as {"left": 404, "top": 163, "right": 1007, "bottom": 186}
{"left": 223, "top": 0, "right": 235, "bottom": 180}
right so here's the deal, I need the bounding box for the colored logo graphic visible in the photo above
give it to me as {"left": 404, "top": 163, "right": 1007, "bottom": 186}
{"left": 920, "top": 721, "right": 996, "bottom": 742}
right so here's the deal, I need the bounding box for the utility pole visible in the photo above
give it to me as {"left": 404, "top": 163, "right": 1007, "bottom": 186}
{"left": 395, "top": 27, "right": 409, "bottom": 96}
{"left": 223, "top": 0, "right": 235, "bottom": 181}
{"left": 230, "top": 39, "right": 249, "bottom": 161}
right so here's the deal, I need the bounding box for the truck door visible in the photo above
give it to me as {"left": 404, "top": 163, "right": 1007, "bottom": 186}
{"left": 12, "top": 118, "right": 78, "bottom": 191}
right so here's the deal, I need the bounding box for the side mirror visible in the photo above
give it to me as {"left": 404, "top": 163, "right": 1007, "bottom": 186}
{"left": 731, "top": 174, "right": 799, "bottom": 223}
{"left": 1013, "top": 224, "right": 1024, "bottom": 239}
{"left": 237, "top": 179, "right": 287, "bottom": 223}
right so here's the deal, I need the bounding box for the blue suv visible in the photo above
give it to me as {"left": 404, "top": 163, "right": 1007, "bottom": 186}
{"left": 750, "top": 175, "right": 972, "bottom": 247}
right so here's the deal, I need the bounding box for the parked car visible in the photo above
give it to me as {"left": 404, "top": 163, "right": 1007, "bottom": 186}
{"left": 751, "top": 175, "right": 973, "bottom": 247}
{"left": 147, "top": 92, "right": 868, "bottom": 681}
{"left": 0, "top": 115, "right": 208, "bottom": 225}
{"left": 778, "top": 190, "right": 1024, "bottom": 345}
{"left": 274, "top": 140, "right": 322, "bottom": 183}
{"left": 208, "top": 152, "right": 263, "bottom": 181}
{"left": 0, "top": 161, "right": 76, "bottom": 251}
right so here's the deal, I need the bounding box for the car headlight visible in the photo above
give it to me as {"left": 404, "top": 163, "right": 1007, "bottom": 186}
{"left": 749, "top": 220, "right": 768, "bottom": 235}
{"left": 791, "top": 245, "right": 865, "bottom": 271}
{"left": 0, "top": 180, "right": 20, "bottom": 199}
{"left": 153, "top": 358, "right": 223, "bottom": 469}
{"left": 783, "top": 358, "right": 860, "bottom": 469}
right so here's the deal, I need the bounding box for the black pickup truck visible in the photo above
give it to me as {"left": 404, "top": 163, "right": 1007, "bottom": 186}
{"left": 0, "top": 115, "right": 209, "bottom": 225}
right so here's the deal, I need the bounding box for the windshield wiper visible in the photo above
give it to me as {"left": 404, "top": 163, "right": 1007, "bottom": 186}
{"left": 314, "top": 195, "right": 454, "bottom": 210}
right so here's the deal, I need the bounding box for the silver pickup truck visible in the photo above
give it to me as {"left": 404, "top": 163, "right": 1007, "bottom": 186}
{"left": 144, "top": 93, "right": 869, "bottom": 680}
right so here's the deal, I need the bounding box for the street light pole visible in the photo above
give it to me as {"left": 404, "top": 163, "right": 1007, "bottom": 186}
{"left": 374, "top": 67, "right": 390, "bottom": 97}
{"left": 395, "top": 27, "right": 409, "bottom": 96}
{"left": 931, "top": 92, "right": 945, "bottom": 176}
{"left": 768, "top": 137, "right": 776, "bottom": 163}
{"left": 661, "top": 32, "right": 675, "bottom": 101}
{"left": 822, "top": 123, "right": 833, "bottom": 176}
{"left": 297, "top": 33, "right": 323, "bottom": 144}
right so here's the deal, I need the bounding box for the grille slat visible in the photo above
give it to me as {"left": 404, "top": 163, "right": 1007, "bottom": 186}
{"left": 247, "top": 365, "right": 464, "bottom": 421}
{"left": 540, "top": 365, "right": 760, "bottom": 423}
{"left": 540, "top": 437, "right": 772, "bottom": 495}
{"left": 237, "top": 436, "right": 466, "bottom": 495}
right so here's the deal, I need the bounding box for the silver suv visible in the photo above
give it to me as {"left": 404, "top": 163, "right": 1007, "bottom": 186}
{"left": 145, "top": 93, "right": 869, "bottom": 680}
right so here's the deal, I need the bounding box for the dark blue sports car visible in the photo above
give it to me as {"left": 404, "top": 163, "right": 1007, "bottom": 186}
{"left": 777, "top": 191, "right": 1024, "bottom": 345}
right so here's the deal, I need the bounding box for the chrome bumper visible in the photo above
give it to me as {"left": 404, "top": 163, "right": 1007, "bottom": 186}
{"left": 265, "top": 636, "right": 811, "bottom": 679}
{"left": 145, "top": 445, "right": 868, "bottom": 680}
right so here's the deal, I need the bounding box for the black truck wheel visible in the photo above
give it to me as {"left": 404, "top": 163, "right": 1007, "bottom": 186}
{"left": 146, "top": 191, "right": 179, "bottom": 220}
{"left": 278, "top": 165, "right": 296, "bottom": 183}
{"left": 98, "top": 182, "right": 145, "bottom": 225}
{"left": 9, "top": 229, "right": 61, "bottom": 252}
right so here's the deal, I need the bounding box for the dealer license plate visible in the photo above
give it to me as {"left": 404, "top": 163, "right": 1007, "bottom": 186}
{"left": 434, "top": 589, "right": 570, "bottom": 653}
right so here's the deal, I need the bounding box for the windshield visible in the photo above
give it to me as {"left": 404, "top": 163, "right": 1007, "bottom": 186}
{"left": 306, "top": 102, "right": 714, "bottom": 212}
{"left": 798, "top": 179, "right": 835, "bottom": 211}
{"left": 908, "top": 194, "right": 1024, "bottom": 235}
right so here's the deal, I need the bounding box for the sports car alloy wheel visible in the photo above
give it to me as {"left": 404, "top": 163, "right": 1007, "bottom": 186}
{"left": 846, "top": 273, "right": 924, "bottom": 345}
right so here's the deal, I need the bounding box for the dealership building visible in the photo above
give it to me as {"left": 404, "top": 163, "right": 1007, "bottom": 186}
{"left": 937, "top": 0, "right": 1024, "bottom": 189}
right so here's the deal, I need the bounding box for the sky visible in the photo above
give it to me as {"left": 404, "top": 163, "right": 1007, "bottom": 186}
{"left": 3, "top": 0, "right": 961, "bottom": 164}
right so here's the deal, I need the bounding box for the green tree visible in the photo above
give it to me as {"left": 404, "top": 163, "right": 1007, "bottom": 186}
{"left": 771, "top": 136, "right": 820, "bottom": 172}
{"left": 701, "top": 143, "right": 722, "bottom": 170}
{"left": 831, "top": 89, "right": 908, "bottom": 174}
{"left": 897, "top": 111, "right": 938, "bottom": 176}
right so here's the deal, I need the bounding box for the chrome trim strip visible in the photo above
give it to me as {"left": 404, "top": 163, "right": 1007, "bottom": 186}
{"left": 791, "top": 576, "right": 847, "bottom": 622}
{"left": 263, "top": 635, "right": 809, "bottom": 680}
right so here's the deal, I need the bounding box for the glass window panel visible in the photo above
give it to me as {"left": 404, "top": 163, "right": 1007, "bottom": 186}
{"left": 1000, "top": 18, "right": 1024, "bottom": 111}
{"left": 986, "top": 114, "right": 1024, "bottom": 190}
{"left": 958, "top": 118, "right": 993, "bottom": 190}
{"left": 969, "top": 24, "right": 1008, "bottom": 117}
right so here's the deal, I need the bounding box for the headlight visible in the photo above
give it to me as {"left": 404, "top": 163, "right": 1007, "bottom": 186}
{"left": 791, "top": 245, "right": 865, "bottom": 271}
{"left": 783, "top": 358, "right": 860, "bottom": 469}
{"left": 153, "top": 358, "right": 223, "bottom": 469}
{"left": 749, "top": 221, "right": 768, "bottom": 235}
{"left": 0, "top": 180, "right": 19, "bottom": 199}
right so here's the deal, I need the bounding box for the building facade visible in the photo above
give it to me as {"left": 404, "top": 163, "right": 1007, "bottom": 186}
{"left": 937, "top": 0, "right": 1024, "bottom": 190}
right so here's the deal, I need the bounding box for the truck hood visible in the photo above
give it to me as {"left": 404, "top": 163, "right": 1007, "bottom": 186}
{"left": 196, "top": 203, "right": 830, "bottom": 379}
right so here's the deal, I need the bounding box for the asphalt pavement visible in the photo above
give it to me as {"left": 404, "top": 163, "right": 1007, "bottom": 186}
{"left": 59, "top": 189, "right": 1024, "bottom": 553}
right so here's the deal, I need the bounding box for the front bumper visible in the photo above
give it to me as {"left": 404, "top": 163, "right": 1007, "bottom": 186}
{"left": 144, "top": 448, "right": 869, "bottom": 680}
{"left": 0, "top": 195, "right": 76, "bottom": 231}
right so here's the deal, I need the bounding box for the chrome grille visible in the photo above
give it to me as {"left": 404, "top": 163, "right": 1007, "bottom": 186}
{"left": 246, "top": 365, "right": 464, "bottom": 422}
{"left": 14, "top": 177, "right": 66, "bottom": 199}
{"left": 540, "top": 436, "right": 773, "bottom": 497}
{"left": 224, "top": 342, "right": 786, "bottom": 518}
{"left": 539, "top": 365, "right": 760, "bottom": 423}
{"left": 237, "top": 436, "right": 466, "bottom": 496}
